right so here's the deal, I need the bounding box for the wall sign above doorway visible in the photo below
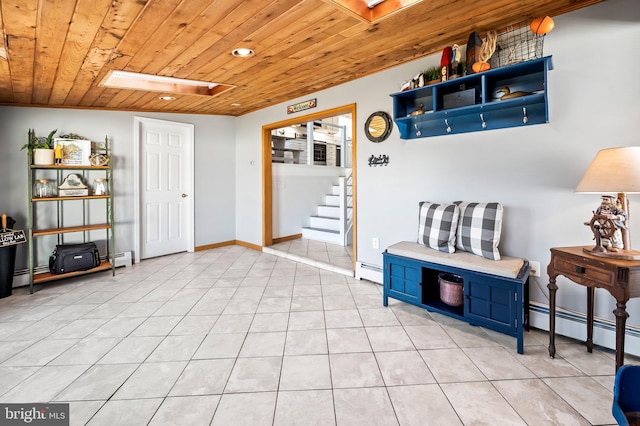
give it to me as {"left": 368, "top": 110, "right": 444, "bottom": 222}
{"left": 287, "top": 98, "right": 317, "bottom": 114}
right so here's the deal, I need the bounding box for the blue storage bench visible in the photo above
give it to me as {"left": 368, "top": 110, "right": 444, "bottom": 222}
{"left": 383, "top": 241, "right": 531, "bottom": 354}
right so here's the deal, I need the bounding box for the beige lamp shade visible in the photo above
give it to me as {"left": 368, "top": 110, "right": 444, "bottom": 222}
{"left": 575, "top": 147, "right": 640, "bottom": 193}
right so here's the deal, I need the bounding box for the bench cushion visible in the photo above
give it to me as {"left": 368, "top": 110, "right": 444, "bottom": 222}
{"left": 386, "top": 241, "right": 524, "bottom": 279}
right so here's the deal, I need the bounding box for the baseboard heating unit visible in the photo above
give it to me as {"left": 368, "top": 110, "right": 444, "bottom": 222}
{"left": 356, "top": 262, "right": 383, "bottom": 284}
{"left": 529, "top": 301, "right": 640, "bottom": 357}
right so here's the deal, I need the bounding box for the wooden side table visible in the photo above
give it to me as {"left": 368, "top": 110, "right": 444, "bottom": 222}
{"left": 547, "top": 246, "right": 640, "bottom": 371}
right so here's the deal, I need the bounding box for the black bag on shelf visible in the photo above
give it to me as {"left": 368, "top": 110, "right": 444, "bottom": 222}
{"left": 49, "top": 242, "right": 100, "bottom": 274}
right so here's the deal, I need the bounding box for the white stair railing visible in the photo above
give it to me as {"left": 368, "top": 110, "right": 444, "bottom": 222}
{"left": 338, "top": 170, "right": 353, "bottom": 246}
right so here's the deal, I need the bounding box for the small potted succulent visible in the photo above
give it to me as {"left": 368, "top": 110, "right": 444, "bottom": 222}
{"left": 21, "top": 129, "right": 58, "bottom": 165}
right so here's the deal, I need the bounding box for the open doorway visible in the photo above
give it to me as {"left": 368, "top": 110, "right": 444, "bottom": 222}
{"left": 262, "top": 104, "right": 357, "bottom": 273}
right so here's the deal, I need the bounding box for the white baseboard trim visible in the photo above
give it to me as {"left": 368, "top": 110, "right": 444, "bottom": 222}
{"left": 355, "top": 261, "right": 383, "bottom": 283}
{"left": 9, "top": 273, "right": 29, "bottom": 289}
{"left": 529, "top": 301, "right": 640, "bottom": 357}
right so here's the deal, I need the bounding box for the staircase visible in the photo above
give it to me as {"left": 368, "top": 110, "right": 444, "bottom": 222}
{"left": 302, "top": 171, "right": 352, "bottom": 246}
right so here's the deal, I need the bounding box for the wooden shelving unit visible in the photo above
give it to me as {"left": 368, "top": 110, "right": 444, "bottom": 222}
{"left": 32, "top": 223, "right": 112, "bottom": 237}
{"left": 27, "top": 137, "right": 115, "bottom": 293}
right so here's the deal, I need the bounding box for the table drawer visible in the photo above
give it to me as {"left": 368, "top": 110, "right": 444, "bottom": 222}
{"left": 554, "top": 257, "right": 615, "bottom": 285}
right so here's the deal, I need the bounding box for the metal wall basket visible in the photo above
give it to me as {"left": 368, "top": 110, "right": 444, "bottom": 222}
{"left": 489, "top": 23, "right": 544, "bottom": 69}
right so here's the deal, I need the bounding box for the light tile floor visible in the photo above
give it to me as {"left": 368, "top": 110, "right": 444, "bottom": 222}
{"left": 266, "top": 239, "right": 354, "bottom": 276}
{"left": 0, "top": 245, "right": 636, "bottom": 425}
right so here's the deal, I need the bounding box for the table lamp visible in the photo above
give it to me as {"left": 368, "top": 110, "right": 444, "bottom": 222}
{"left": 576, "top": 146, "right": 640, "bottom": 259}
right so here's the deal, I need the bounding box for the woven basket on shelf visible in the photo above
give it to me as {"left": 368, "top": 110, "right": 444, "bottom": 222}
{"left": 489, "top": 23, "right": 544, "bottom": 69}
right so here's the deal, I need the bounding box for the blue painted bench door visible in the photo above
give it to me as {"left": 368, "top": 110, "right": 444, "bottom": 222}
{"left": 386, "top": 256, "right": 422, "bottom": 305}
{"left": 465, "top": 276, "right": 518, "bottom": 335}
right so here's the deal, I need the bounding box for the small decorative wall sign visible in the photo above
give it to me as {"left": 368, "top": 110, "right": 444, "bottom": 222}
{"left": 0, "top": 214, "right": 26, "bottom": 248}
{"left": 287, "top": 98, "right": 317, "bottom": 114}
{"left": 368, "top": 154, "right": 389, "bottom": 167}
{"left": 0, "top": 229, "right": 26, "bottom": 247}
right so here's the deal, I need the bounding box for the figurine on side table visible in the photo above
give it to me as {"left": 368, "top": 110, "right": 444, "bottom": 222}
{"left": 589, "top": 195, "right": 627, "bottom": 252}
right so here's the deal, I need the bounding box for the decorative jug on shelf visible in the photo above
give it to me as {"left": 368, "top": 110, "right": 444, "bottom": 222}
{"left": 33, "top": 179, "right": 56, "bottom": 198}
{"left": 92, "top": 178, "right": 108, "bottom": 196}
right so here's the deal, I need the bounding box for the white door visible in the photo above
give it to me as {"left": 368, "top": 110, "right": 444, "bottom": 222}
{"left": 134, "top": 117, "right": 194, "bottom": 260}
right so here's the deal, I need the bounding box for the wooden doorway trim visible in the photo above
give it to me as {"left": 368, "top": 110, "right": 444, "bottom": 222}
{"left": 262, "top": 103, "right": 357, "bottom": 267}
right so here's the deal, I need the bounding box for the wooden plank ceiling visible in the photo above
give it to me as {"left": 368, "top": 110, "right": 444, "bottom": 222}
{"left": 0, "top": 0, "right": 603, "bottom": 116}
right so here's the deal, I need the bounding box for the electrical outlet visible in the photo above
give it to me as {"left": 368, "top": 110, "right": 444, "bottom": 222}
{"left": 530, "top": 261, "right": 541, "bottom": 277}
{"left": 372, "top": 237, "right": 379, "bottom": 249}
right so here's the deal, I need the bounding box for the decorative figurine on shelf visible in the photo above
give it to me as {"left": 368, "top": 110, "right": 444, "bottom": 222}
{"left": 586, "top": 195, "right": 627, "bottom": 252}
{"left": 466, "top": 31, "right": 483, "bottom": 74}
{"left": 411, "top": 73, "right": 421, "bottom": 89}
{"left": 450, "top": 44, "right": 462, "bottom": 79}
{"left": 451, "top": 44, "right": 460, "bottom": 64}
{"left": 410, "top": 103, "right": 425, "bottom": 116}
{"left": 497, "top": 86, "right": 533, "bottom": 100}
{"left": 440, "top": 46, "right": 452, "bottom": 82}
{"left": 54, "top": 143, "right": 63, "bottom": 164}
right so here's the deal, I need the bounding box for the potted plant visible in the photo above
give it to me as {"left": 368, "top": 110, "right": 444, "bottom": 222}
{"left": 21, "top": 129, "right": 57, "bottom": 165}
{"left": 423, "top": 66, "right": 441, "bottom": 85}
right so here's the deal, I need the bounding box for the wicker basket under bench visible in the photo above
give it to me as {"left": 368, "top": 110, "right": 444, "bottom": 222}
{"left": 383, "top": 241, "right": 531, "bottom": 354}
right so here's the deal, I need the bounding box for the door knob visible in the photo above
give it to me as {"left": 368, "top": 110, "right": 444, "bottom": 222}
{"left": 181, "top": 193, "right": 188, "bottom": 198}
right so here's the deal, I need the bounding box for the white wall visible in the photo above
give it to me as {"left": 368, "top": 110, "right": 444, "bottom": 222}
{"left": 0, "top": 108, "right": 236, "bottom": 268}
{"left": 235, "top": 0, "right": 640, "bottom": 326}
{"left": 272, "top": 164, "right": 346, "bottom": 238}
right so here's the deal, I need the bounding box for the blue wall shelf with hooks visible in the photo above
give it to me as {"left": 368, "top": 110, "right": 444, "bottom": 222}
{"left": 390, "top": 56, "right": 553, "bottom": 139}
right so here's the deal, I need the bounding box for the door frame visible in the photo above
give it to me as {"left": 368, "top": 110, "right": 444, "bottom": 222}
{"left": 261, "top": 103, "right": 357, "bottom": 268}
{"left": 133, "top": 116, "right": 195, "bottom": 263}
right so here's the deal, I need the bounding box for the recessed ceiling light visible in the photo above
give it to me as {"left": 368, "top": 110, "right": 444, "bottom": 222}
{"left": 100, "top": 70, "right": 235, "bottom": 97}
{"left": 230, "top": 103, "right": 241, "bottom": 106}
{"left": 159, "top": 96, "right": 175, "bottom": 101}
{"left": 232, "top": 48, "right": 255, "bottom": 57}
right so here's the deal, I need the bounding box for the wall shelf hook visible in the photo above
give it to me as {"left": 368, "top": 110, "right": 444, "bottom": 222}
{"left": 480, "top": 113, "right": 487, "bottom": 129}
{"left": 414, "top": 123, "right": 421, "bottom": 137}
{"left": 445, "top": 119, "right": 451, "bottom": 134}
{"left": 522, "top": 107, "right": 528, "bottom": 124}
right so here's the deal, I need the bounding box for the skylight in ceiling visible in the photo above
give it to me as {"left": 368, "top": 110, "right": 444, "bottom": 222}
{"left": 100, "top": 70, "right": 235, "bottom": 97}
{"left": 328, "top": 0, "right": 423, "bottom": 23}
